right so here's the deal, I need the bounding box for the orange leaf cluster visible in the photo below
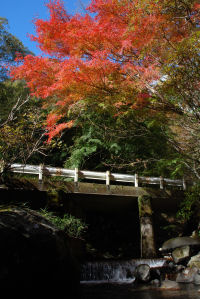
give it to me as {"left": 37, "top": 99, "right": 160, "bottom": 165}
{"left": 10, "top": 0, "right": 200, "bottom": 140}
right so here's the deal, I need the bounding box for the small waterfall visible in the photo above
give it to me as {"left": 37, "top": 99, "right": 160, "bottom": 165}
{"left": 81, "top": 259, "right": 167, "bottom": 284}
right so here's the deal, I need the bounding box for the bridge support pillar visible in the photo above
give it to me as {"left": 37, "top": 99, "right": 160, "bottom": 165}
{"left": 138, "top": 195, "right": 156, "bottom": 258}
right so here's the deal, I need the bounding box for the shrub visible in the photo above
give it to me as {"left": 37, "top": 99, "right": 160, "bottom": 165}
{"left": 39, "top": 208, "right": 87, "bottom": 239}
{"left": 177, "top": 183, "right": 200, "bottom": 222}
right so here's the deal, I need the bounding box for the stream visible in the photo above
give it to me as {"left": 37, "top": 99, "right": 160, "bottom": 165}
{"left": 80, "top": 283, "right": 200, "bottom": 299}
{"left": 80, "top": 259, "right": 200, "bottom": 298}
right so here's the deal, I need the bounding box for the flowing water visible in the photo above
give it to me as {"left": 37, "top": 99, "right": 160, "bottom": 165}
{"left": 81, "top": 259, "right": 167, "bottom": 283}
{"left": 80, "top": 259, "right": 200, "bottom": 299}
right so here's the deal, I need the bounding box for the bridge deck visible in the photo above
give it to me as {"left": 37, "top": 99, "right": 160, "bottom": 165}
{"left": 54, "top": 181, "right": 180, "bottom": 198}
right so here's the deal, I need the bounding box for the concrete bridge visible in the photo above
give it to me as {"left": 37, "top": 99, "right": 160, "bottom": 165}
{"left": 2, "top": 163, "right": 186, "bottom": 258}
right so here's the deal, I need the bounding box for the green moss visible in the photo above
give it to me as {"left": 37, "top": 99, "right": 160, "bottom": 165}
{"left": 0, "top": 206, "right": 12, "bottom": 212}
{"left": 138, "top": 195, "right": 153, "bottom": 217}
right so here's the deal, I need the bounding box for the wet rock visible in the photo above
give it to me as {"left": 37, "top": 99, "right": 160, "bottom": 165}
{"left": 135, "top": 265, "right": 162, "bottom": 284}
{"left": 160, "top": 237, "right": 200, "bottom": 252}
{"left": 176, "top": 264, "right": 185, "bottom": 271}
{"left": 149, "top": 268, "right": 162, "bottom": 284}
{"left": 0, "top": 206, "right": 80, "bottom": 297}
{"left": 150, "top": 279, "right": 160, "bottom": 287}
{"left": 160, "top": 279, "right": 180, "bottom": 290}
{"left": 172, "top": 246, "right": 190, "bottom": 264}
{"left": 176, "top": 266, "right": 198, "bottom": 283}
{"left": 194, "top": 271, "right": 200, "bottom": 285}
{"left": 135, "top": 264, "right": 150, "bottom": 282}
{"left": 188, "top": 252, "right": 200, "bottom": 269}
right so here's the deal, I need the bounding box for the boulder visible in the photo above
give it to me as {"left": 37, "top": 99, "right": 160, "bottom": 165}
{"left": 194, "top": 271, "right": 200, "bottom": 285}
{"left": 0, "top": 206, "right": 80, "bottom": 297}
{"left": 160, "top": 279, "right": 180, "bottom": 290}
{"left": 135, "top": 264, "right": 150, "bottom": 282}
{"left": 172, "top": 246, "right": 190, "bottom": 264}
{"left": 150, "top": 279, "right": 160, "bottom": 287}
{"left": 188, "top": 252, "right": 200, "bottom": 269}
{"left": 160, "top": 237, "right": 200, "bottom": 252}
{"left": 149, "top": 268, "right": 162, "bottom": 284}
{"left": 176, "top": 266, "right": 198, "bottom": 283}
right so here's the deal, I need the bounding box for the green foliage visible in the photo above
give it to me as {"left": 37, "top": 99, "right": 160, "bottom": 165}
{"left": 0, "top": 76, "right": 49, "bottom": 168}
{"left": 63, "top": 102, "right": 182, "bottom": 177}
{"left": 39, "top": 208, "right": 87, "bottom": 238}
{"left": 0, "top": 80, "right": 30, "bottom": 123}
{"left": 155, "top": 156, "right": 186, "bottom": 179}
{"left": 0, "top": 100, "right": 47, "bottom": 167}
{"left": 0, "top": 18, "right": 40, "bottom": 167}
{"left": 156, "top": 28, "right": 200, "bottom": 179}
{"left": 65, "top": 125, "right": 104, "bottom": 169}
{"left": 177, "top": 183, "right": 200, "bottom": 221}
{"left": 0, "top": 17, "right": 32, "bottom": 81}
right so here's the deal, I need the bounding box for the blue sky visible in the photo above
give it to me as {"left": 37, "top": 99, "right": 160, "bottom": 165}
{"left": 1, "top": 0, "right": 90, "bottom": 55}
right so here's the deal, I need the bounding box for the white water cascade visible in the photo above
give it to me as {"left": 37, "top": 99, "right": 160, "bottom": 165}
{"left": 81, "top": 259, "right": 167, "bottom": 284}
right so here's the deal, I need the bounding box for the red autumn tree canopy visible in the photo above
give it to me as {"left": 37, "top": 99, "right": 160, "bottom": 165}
{"left": 11, "top": 0, "right": 200, "bottom": 141}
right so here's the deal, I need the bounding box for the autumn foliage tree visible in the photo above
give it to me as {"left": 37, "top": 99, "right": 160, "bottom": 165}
{"left": 10, "top": 0, "right": 200, "bottom": 177}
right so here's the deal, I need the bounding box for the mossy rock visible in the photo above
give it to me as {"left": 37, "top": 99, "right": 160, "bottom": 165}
{"left": 0, "top": 206, "right": 80, "bottom": 297}
{"left": 160, "top": 236, "right": 200, "bottom": 252}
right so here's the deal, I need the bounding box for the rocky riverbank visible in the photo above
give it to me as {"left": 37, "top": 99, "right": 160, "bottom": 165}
{"left": 0, "top": 206, "right": 80, "bottom": 298}
{"left": 134, "top": 234, "right": 200, "bottom": 290}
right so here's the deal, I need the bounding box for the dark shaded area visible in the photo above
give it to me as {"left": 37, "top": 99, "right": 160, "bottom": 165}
{"left": 59, "top": 192, "right": 141, "bottom": 259}
{"left": 84, "top": 210, "right": 140, "bottom": 260}
{"left": 0, "top": 206, "right": 80, "bottom": 298}
{"left": 151, "top": 193, "right": 188, "bottom": 252}
{"left": 0, "top": 189, "right": 48, "bottom": 210}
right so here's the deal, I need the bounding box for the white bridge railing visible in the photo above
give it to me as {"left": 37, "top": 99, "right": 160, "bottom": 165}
{"left": 8, "top": 163, "right": 187, "bottom": 190}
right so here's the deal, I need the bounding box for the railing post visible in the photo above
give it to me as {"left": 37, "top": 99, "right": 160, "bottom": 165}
{"left": 160, "top": 176, "right": 164, "bottom": 190}
{"left": 183, "top": 177, "right": 186, "bottom": 191}
{"left": 74, "top": 168, "right": 79, "bottom": 190}
{"left": 106, "top": 170, "right": 110, "bottom": 190}
{"left": 38, "top": 164, "right": 43, "bottom": 181}
{"left": 0, "top": 160, "right": 5, "bottom": 174}
{"left": 38, "top": 164, "right": 44, "bottom": 190}
{"left": 135, "top": 173, "right": 139, "bottom": 187}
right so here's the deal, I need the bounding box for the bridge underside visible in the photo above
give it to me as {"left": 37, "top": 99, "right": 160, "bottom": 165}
{"left": 63, "top": 183, "right": 184, "bottom": 258}
{"left": 0, "top": 182, "right": 185, "bottom": 258}
{"left": 56, "top": 182, "right": 184, "bottom": 213}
